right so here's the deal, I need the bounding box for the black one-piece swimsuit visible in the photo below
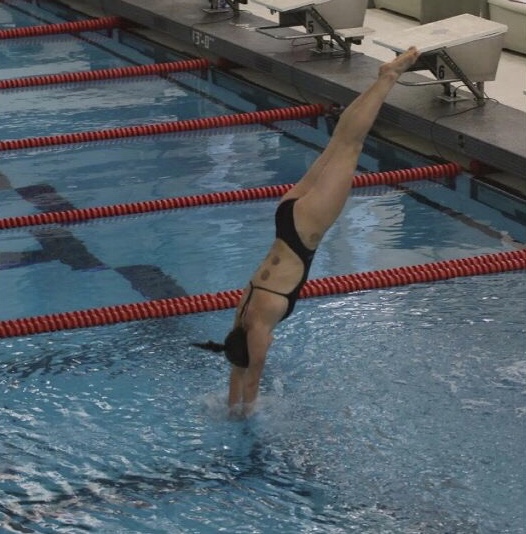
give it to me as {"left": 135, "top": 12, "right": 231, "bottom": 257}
{"left": 242, "top": 198, "right": 317, "bottom": 322}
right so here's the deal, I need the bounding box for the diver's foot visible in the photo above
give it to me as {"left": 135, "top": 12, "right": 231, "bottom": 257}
{"left": 379, "top": 46, "right": 420, "bottom": 80}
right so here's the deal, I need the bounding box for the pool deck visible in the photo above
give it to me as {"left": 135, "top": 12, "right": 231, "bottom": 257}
{"left": 68, "top": 0, "right": 526, "bottom": 182}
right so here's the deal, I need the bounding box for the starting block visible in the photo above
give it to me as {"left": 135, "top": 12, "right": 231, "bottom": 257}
{"left": 373, "top": 14, "right": 508, "bottom": 104}
{"left": 203, "top": 0, "right": 247, "bottom": 15}
{"left": 250, "top": 0, "right": 373, "bottom": 57}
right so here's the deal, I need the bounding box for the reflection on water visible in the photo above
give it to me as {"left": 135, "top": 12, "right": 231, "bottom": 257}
{"left": 0, "top": 274, "right": 525, "bottom": 533}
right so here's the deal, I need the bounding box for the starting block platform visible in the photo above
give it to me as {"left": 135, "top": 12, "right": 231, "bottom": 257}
{"left": 373, "top": 14, "right": 508, "bottom": 103}
{"left": 250, "top": 0, "right": 329, "bottom": 11}
{"left": 251, "top": 0, "right": 372, "bottom": 56}
{"left": 203, "top": 0, "right": 247, "bottom": 14}
{"left": 373, "top": 13, "right": 507, "bottom": 54}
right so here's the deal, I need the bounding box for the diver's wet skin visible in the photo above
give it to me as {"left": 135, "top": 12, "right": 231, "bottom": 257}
{"left": 193, "top": 47, "right": 420, "bottom": 417}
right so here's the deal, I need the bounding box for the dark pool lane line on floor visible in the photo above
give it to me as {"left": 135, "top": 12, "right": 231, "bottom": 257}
{"left": 398, "top": 185, "right": 525, "bottom": 246}
{"left": 2, "top": 163, "right": 523, "bottom": 294}
{"left": 17, "top": 183, "right": 77, "bottom": 212}
{"left": 0, "top": 180, "right": 188, "bottom": 299}
{"left": 115, "top": 264, "right": 187, "bottom": 299}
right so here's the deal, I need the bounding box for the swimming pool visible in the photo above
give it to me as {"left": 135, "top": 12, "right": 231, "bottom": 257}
{"left": 1, "top": 1, "right": 525, "bottom": 533}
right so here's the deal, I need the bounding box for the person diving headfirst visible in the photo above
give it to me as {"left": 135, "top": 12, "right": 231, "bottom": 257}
{"left": 193, "top": 47, "right": 421, "bottom": 417}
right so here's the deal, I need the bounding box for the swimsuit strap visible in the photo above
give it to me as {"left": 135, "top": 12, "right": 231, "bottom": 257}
{"left": 238, "top": 281, "right": 255, "bottom": 320}
{"left": 239, "top": 281, "right": 290, "bottom": 322}
{"left": 250, "top": 282, "right": 289, "bottom": 299}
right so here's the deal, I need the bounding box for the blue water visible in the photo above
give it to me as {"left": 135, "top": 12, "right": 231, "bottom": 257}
{"left": 1, "top": 275, "right": 525, "bottom": 533}
{"left": 0, "top": 1, "right": 135, "bottom": 79}
{"left": 0, "top": 2, "right": 525, "bottom": 533}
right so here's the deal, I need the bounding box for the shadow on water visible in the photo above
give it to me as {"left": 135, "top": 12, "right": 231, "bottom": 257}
{"left": 0, "top": 420, "right": 322, "bottom": 532}
{"left": 0, "top": 417, "right": 488, "bottom": 534}
{"left": 0, "top": 315, "right": 215, "bottom": 382}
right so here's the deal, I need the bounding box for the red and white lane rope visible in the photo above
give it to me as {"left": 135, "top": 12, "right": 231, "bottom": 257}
{"left": 0, "top": 163, "right": 462, "bottom": 230}
{"left": 0, "top": 16, "right": 125, "bottom": 40}
{"left": 0, "top": 58, "right": 211, "bottom": 90}
{"left": 0, "top": 248, "right": 524, "bottom": 339}
{"left": 0, "top": 103, "right": 325, "bottom": 151}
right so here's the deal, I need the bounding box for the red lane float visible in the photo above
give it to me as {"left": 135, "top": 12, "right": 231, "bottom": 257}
{"left": 0, "top": 162, "right": 461, "bottom": 230}
{"left": 0, "top": 16, "right": 125, "bottom": 40}
{"left": 0, "top": 58, "right": 211, "bottom": 90}
{"left": 300, "top": 249, "right": 526, "bottom": 298}
{"left": 0, "top": 248, "right": 524, "bottom": 339}
{"left": 0, "top": 103, "right": 325, "bottom": 152}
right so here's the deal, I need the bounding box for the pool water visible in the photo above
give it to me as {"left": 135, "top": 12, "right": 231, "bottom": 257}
{"left": 1, "top": 275, "right": 525, "bottom": 533}
{"left": 0, "top": 1, "right": 525, "bottom": 533}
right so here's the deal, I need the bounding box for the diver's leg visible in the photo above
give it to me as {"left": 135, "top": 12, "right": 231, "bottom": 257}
{"left": 285, "top": 47, "right": 420, "bottom": 248}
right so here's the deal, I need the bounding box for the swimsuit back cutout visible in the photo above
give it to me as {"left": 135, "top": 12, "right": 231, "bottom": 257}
{"left": 239, "top": 281, "right": 290, "bottom": 321}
